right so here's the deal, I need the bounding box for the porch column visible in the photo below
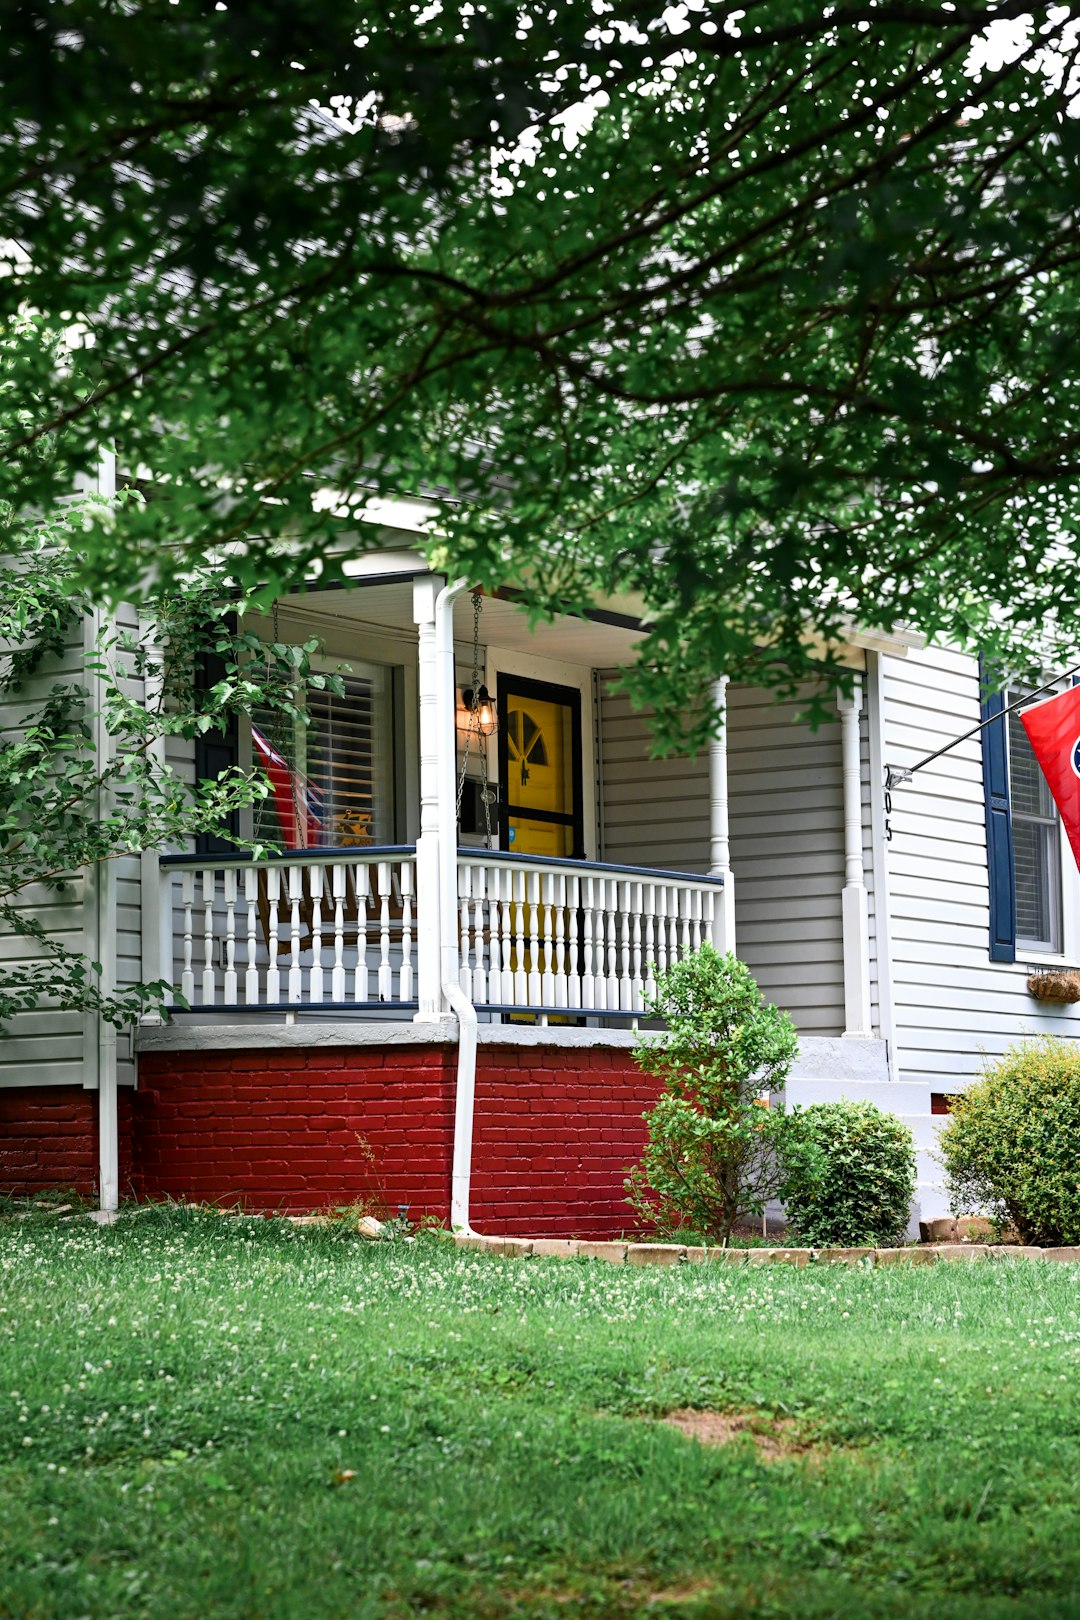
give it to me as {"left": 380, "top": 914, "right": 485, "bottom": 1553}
{"left": 413, "top": 575, "right": 444, "bottom": 1020}
{"left": 838, "top": 677, "right": 873, "bottom": 1038}
{"left": 708, "top": 677, "right": 737, "bottom": 954}
{"left": 138, "top": 611, "right": 167, "bottom": 1024}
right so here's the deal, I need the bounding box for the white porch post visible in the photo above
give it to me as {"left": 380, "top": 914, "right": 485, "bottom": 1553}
{"left": 413, "top": 576, "right": 444, "bottom": 1020}
{"left": 138, "top": 611, "right": 167, "bottom": 1024}
{"left": 708, "top": 677, "right": 737, "bottom": 954}
{"left": 838, "top": 677, "right": 872, "bottom": 1038}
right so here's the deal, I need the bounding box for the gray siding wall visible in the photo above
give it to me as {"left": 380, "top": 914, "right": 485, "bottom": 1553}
{"left": 727, "top": 685, "right": 846, "bottom": 1036}
{"left": 882, "top": 643, "right": 1080, "bottom": 1091}
{"left": 0, "top": 616, "right": 89, "bottom": 1087}
{"left": 0, "top": 600, "right": 151, "bottom": 1090}
{"left": 597, "top": 676, "right": 850, "bottom": 1036}
{"left": 111, "top": 603, "right": 144, "bottom": 1090}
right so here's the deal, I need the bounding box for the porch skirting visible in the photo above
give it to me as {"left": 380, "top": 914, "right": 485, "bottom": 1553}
{"left": 133, "top": 1030, "right": 659, "bottom": 1238}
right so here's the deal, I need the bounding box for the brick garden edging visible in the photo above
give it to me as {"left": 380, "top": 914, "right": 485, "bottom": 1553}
{"left": 452, "top": 1236, "right": 1080, "bottom": 1264}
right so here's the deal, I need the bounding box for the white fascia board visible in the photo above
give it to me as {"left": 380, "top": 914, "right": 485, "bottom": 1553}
{"left": 842, "top": 624, "right": 927, "bottom": 657}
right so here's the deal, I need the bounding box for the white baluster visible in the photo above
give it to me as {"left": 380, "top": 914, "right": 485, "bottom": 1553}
{"left": 354, "top": 864, "right": 370, "bottom": 1002}
{"left": 180, "top": 870, "right": 195, "bottom": 1005}
{"left": 309, "top": 864, "right": 324, "bottom": 1004}
{"left": 471, "top": 864, "right": 487, "bottom": 1004}
{"left": 668, "top": 888, "right": 681, "bottom": 970}
{"left": 500, "top": 868, "right": 515, "bottom": 1004}
{"left": 332, "top": 863, "right": 346, "bottom": 1001}
{"left": 458, "top": 862, "right": 472, "bottom": 996}
{"left": 691, "top": 888, "right": 704, "bottom": 952}
{"left": 619, "top": 879, "right": 632, "bottom": 1010}
{"left": 527, "top": 868, "right": 542, "bottom": 1007}
{"left": 512, "top": 867, "right": 528, "bottom": 1006}
{"left": 378, "top": 861, "right": 393, "bottom": 1002}
{"left": 288, "top": 865, "right": 303, "bottom": 1004}
{"left": 680, "top": 886, "right": 692, "bottom": 961}
{"left": 644, "top": 882, "right": 657, "bottom": 1003}
{"left": 399, "top": 861, "right": 414, "bottom": 1003}
{"left": 566, "top": 874, "right": 581, "bottom": 1009}
{"left": 605, "top": 880, "right": 619, "bottom": 1008}
{"left": 582, "top": 875, "right": 597, "bottom": 1010}
{"left": 540, "top": 872, "right": 556, "bottom": 1005}
{"left": 702, "top": 886, "right": 715, "bottom": 951}
{"left": 223, "top": 868, "right": 238, "bottom": 1003}
{"left": 656, "top": 885, "right": 671, "bottom": 978}
{"left": 486, "top": 865, "right": 502, "bottom": 1005}
{"left": 244, "top": 866, "right": 259, "bottom": 1006}
{"left": 630, "top": 880, "right": 643, "bottom": 1011}
{"left": 266, "top": 866, "right": 281, "bottom": 1002}
{"left": 553, "top": 874, "right": 567, "bottom": 1009}
{"left": 201, "top": 868, "right": 216, "bottom": 1005}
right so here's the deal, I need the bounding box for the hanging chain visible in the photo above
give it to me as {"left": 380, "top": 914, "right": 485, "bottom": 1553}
{"left": 455, "top": 590, "right": 494, "bottom": 849}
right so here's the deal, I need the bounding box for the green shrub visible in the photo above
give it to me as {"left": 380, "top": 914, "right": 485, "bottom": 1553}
{"left": 778, "top": 1100, "right": 916, "bottom": 1247}
{"left": 625, "top": 945, "right": 798, "bottom": 1245}
{"left": 937, "top": 1037, "right": 1080, "bottom": 1245}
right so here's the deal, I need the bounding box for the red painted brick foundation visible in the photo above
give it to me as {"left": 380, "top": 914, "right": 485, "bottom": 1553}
{"left": 134, "top": 1044, "right": 660, "bottom": 1237}
{"left": 0, "top": 1085, "right": 133, "bottom": 1200}
{"left": 470, "top": 1048, "right": 659, "bottom": 1237}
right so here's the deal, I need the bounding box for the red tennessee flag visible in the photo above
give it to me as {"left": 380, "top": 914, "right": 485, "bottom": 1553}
{"left": 1019, "top": 684, "right": 1080, "bottom": 872}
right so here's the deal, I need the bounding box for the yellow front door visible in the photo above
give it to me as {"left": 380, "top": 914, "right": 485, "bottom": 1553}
{"left": 498, "top": 677, "right": 583, "bottom": 859}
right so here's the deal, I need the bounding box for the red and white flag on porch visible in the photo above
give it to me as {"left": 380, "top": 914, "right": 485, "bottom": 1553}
{"left": 1019, "top": 683, "right": 1080, "bottom": 872}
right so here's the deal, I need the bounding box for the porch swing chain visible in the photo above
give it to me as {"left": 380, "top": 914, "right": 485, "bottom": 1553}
{"left": 455, "top": 591, "right": 494, "bottom": 851}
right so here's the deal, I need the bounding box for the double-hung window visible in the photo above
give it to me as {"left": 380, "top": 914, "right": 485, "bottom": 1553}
{"left": 983, "top": 669, "right": 1069, "bottom": 963}
{"left": 253, "top": 662, "right": 393, "bottom": 850}
{"left": 1007, "top": 693, "right": 1062, "bottom": 954}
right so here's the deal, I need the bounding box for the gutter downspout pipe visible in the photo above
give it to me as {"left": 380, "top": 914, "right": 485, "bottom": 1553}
{"left": 433, "top": 577, "right": 481, "bottom": 1235}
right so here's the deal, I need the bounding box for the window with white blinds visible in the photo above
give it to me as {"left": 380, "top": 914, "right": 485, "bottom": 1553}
{"left": 253, "top": 663, "right": 392, "bottom": 850}
{"left": 1008, "top": 696, "right": 1062, "bottom": 952}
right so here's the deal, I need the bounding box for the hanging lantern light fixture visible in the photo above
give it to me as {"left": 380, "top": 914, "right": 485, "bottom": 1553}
{"left": 462, "top": 683, "right": 498, "bottom": 737}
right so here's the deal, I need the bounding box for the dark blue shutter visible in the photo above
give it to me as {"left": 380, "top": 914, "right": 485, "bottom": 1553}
{"left": 980, "top": 659, "right": 1015, "bottom": 963}
{"left": 194, "top": 615, "right": 240, "bottom": 857}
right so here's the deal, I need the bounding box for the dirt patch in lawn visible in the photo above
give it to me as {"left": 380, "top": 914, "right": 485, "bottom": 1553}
{"left": 661, "top": 1407, "right": 817, "bottom": 1463}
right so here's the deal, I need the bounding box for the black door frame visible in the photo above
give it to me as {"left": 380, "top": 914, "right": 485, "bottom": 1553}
{"left": 496, "top": 673, "right": 586, "bottom": 859}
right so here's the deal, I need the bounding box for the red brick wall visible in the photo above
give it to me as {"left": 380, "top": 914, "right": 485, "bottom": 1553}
{"left": 0, "top": 1085, "right": 135, "bottom": 1200}
{"left": 134, "top": 1047, "right": 457, "bottom": 1219}
{"left": 133, "top": 1043, "right": 660, "bottom": 1235}
{"left": 471, "top": 1047, "right": 657, "bottom": 1237}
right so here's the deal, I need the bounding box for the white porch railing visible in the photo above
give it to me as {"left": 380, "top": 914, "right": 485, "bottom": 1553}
{"left": 457, "top": 852, "right": 722, "bottom": 1017}
{"left": 159, "top": 847, "right": 723, "bottom": 1020}
{"left": 159, "top": 848, "right": 417, "bottom": 1010}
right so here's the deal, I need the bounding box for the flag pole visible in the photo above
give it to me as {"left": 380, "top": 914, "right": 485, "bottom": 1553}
{"left": 886, "top": 663, "right": 1080, "bottom": 790}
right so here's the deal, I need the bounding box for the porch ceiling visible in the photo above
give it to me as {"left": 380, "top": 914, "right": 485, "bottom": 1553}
{"left": 283, "top": 579, "right": 649, "bottom": 669}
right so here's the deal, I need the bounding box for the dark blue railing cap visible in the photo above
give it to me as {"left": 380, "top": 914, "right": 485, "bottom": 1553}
{"left": 159, "top": 844, "right": 722, "bottom": 886}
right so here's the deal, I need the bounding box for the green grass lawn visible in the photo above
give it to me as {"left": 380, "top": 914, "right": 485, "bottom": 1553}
{"left": 1, "top": 1210, "right": 1079, "bottom": 1619}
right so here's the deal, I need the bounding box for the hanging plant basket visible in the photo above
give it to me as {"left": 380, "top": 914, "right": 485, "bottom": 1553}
{"left": 1026, "top": 969, "right": 1080, "bottom": 1004}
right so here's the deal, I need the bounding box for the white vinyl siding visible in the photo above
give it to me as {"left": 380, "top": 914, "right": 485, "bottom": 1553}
{"left": 882, "top": 644, "right": 1080, "bottom": 1093}
{"left": 597, "top": 676, "right": 849, "bottom": 1036}
{"left": 0, "top": 614, "right": 90, "bottom": 1087}
{"left": 728, "top": 685, "right": 846, "bottom": 1036}
{"left": 595, "top": 682, "right": 712, "bottom": 875}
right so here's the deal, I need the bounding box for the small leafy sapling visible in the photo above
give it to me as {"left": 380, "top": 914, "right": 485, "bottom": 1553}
{"left": 625, "top": 945, "right": 798, "bottom": 1246}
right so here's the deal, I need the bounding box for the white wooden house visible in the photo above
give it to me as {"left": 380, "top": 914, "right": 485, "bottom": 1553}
{"left": 5, "top": 482, "right": 1079, "bottom": 1233}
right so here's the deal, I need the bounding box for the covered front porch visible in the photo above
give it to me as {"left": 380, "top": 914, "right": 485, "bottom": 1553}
{"left": 145, "top": 564, "right": 881, "bottom": 1039}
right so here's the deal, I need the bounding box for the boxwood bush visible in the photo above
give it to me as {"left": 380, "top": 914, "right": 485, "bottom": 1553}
{"left": 778, "top": 1099, "right": 916, "bottom": 1247}
{"left": 938, "top": 1036, "right": 1080, "bottom": 1245}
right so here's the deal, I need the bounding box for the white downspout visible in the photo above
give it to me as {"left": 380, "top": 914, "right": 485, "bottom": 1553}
{"left": 93, "top": 449, "right": 120, "bottom": 1214}
{"left": 433, "top": 577, "right": 481, "bottom": 1234}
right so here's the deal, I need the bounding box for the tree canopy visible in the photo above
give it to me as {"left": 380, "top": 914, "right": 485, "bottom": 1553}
{"left": 4, "top": 1, "right": 1080, "bottom": 738}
